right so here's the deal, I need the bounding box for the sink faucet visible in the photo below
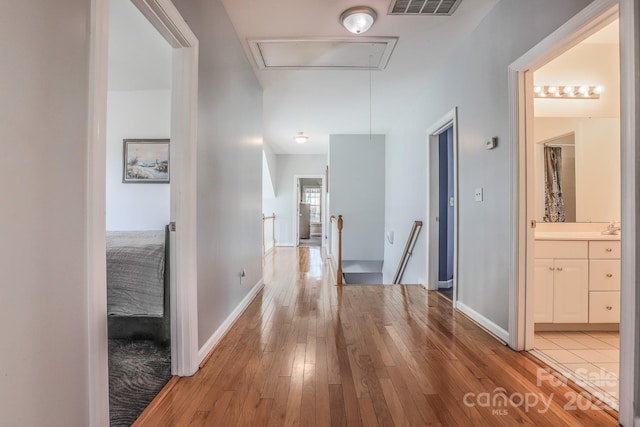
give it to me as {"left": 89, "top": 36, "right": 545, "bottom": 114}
{"left": 603, "top": 221, "right": 621, "bottom": 234}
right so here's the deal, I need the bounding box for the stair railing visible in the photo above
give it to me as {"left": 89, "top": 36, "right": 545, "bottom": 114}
{"left": 393, "top": 220, "right": 423, "bottom": 284}
{"left": 330, "top": 215, "right": 344, "bottom": 285}
{"left": 262, "top": 212, "right": 276, "bottom": 255}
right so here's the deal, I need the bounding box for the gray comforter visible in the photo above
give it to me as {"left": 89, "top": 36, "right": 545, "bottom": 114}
{"left": 106, "top": 230, "right": 165, "bottom": 317}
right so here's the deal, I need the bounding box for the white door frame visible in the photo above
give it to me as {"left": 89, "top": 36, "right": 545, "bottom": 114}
{"left": 293, "top": 174, "right": 325, "bottom": 247}
{"left": 426, "top": 107, "right": 458, "bottom": 306}
{"left": 509, "top": 0, "right": 640, "bottom": 424}
{"left": 87, "top": 0, "right": 199, "bottom": 424}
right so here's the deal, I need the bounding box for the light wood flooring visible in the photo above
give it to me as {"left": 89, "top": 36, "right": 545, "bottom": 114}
{"left": 135, "top": 247, "right": 618, "bottom": 426}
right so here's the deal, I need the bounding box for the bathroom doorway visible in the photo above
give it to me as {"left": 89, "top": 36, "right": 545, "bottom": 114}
{"left": 522, "top": 13, "right": 621, "bottom": 410}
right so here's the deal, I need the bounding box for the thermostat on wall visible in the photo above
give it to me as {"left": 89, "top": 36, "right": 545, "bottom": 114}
{"left": 486, "top": 137, "right": 498, "bottom": 150}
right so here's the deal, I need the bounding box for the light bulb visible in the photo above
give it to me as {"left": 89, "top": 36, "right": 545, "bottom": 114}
{"left": 548, "top": 86, "right": 558, "bottom": 94}
{"left": 579, "top": 85, "right": 589, "bottom": 95}
{"left": 294, "top": 132, "right": 308, "bottom": 144}
{"left": 594, "top": 86, "right": 604, "bottom": 94}
{"left": 533, "top": 86, "right": 542, "bottom": 94}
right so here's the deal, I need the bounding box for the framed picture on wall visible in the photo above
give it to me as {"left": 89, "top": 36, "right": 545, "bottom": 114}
{"left": 122, "top": 139, "right": 170, "bottom": 183}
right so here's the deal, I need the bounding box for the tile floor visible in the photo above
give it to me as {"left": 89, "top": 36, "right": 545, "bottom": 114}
{"left": 532, "top": 331, "right": 619, "bottom": 409}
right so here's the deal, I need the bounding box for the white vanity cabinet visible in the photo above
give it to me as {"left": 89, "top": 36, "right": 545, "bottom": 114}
{"left": 588, "top": 241, "right": 621, "bottom": 323}
{"left": 534, "top": 238, "right": 620, "bottom": 324}
{"left": 534, "top": 241, "right": 589, "bottom": 323}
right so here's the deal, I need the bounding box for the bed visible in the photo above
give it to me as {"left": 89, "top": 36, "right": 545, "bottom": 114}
{"left": 106, "top": 227, "right": 170, "bottom": 343}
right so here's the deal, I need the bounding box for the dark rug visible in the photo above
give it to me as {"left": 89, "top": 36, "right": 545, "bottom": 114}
{"left": 108, "top": 339, "right": 171, "bottom": 426}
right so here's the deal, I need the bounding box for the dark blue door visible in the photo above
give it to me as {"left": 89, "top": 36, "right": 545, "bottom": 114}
{"left": 438, "top": 127, "right": 454, "bottom": 284}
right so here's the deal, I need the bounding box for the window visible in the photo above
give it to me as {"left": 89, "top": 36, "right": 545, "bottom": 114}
{"left": 303, "top": 187, "right": 321, "bottom": 223}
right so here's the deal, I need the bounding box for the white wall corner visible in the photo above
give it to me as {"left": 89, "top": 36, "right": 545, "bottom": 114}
{"left": 456, "top": 301, "right": 510, "bottom": 345}
{"left": 197, "top": 279, "right": 265, "bottom": 364}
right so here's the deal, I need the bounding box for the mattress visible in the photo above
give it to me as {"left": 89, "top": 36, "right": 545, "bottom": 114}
{"left": 106, "top": 230, "right": 165, "bottom": 317}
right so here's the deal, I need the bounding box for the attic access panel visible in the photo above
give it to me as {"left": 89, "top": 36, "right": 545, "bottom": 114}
{"left": 248, "top": 38, "right": 398, "bottom": 71}
{"left": 389, "top": 0, "right": 462, "bottom": 15}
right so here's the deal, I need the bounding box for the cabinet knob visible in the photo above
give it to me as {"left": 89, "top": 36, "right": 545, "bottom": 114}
{"left": 606, "top": 306, "right": 613, "bottom": 311}
{"left": 606, "top": 248, "right": 613, "bottom": 252}
{"left": 549, "top": 267, "right": 555, "bottom": 271}
{"left": 606, "top": 273, "right": 613, "bottom": 278}
{"left": 556, "top": 267, "right": 563, "bottom": 271}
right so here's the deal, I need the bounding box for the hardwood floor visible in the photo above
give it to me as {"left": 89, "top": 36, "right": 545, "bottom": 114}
{"left": 135, "top": 247, "right": 618, "bottom": 426}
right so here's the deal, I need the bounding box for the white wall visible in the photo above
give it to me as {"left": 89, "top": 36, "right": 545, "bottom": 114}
{"left": 0, "top": 1, "right": 91, "bottom": 425}
{"left": 534, "top": 42, "right": 620, "bottom": 118}
{"left": 383, "top": 0, "right": 594, "bottom": 331}
{"left": 172, "top": 0, "right": 264, "bottom": 349}
{"left": 262, "top": 143, "right": 277, "bottom": 198}
{"left": 265, "top": 154, "right": 327, "bottom": 246}
{"left": 534, "top": 117, "right": 620, "bottom": 222}
{"left": 329, "top": 134, "right": 385, "bottom": 261}
{"left": 106, "top": 90, "right": 171, "bottom": 230}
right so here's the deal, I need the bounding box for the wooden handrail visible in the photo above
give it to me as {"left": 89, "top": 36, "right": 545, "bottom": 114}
{"left": 393, "top": 220, "right": 423, "bottom": 284}
{"left": 337, "top": 215, "right": 343, "bottom": 286}
{"left": 262, "top": 212, "right": 276, "bottom": 255}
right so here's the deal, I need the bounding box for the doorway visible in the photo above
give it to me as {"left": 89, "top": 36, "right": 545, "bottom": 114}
{"left": 427, "top": 108, "right": 458, "bottom": 303}
{"left": 296, "top": 176, "right": 325, "bottom": 247}
{"left": 105, "top": 0, "right": 174, "bottom": 423}
{"left": 88, "top": 0, "right": 199, "bottom": 424}
{"left": 515, "top": 6, "right": 621, "bottom": 411}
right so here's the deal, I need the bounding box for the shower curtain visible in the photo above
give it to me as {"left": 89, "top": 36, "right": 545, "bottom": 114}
{"left": 543, "top": 146, "right": 565, "bottom": 222}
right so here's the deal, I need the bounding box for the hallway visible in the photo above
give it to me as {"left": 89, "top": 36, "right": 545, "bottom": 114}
{"left": 135, "top": 247, "right": 617, "bottom": 426}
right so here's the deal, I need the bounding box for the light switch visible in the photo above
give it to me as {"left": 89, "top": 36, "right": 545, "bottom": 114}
{"left": 474, "top": 187, "right": 483, "bottom": 202}
{"left": 449, "top": 197, "right": 455, "bottom": 207}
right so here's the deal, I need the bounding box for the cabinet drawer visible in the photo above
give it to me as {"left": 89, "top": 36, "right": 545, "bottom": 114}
{"left": 589, "top": 291, "right": 620, "bottom": 323}
{"left": 535, "top": 241, "right": 588, "bottom": 259}
{"left": 589, "top": 260, "right": 621, "bottom": 291}
{"left": 589, "top": 241, "right": 621, "bottom": 259}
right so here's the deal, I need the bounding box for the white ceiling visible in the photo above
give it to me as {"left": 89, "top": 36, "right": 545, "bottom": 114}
{"left": 220, "top": 0, "right": 500, "bottom": 154}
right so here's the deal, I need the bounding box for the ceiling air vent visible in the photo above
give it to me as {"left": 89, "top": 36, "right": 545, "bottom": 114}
{"left": 389, "top": 0, "right": 462, "bottom": 15}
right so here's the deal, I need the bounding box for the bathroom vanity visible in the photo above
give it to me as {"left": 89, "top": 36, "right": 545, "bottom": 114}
{"left": 534, "top": 229, "right": 620, "bottom": 327}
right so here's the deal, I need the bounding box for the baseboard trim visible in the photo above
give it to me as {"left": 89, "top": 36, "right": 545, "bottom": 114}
{"left": 198, "top": 279, "right": 265, "bottom": 366}
{"left": 456, "top": 301, "right": 509, "bottom": 344}
{"left": 438, "top": 279, "right": 453, "bottom": 289}
{"left": 276, "top": 243, "right": 295, "bottom": 247}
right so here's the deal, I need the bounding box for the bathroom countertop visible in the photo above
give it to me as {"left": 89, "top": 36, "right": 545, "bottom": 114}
{"left": 535, "top": 231, "right": 621, "bottom": 241}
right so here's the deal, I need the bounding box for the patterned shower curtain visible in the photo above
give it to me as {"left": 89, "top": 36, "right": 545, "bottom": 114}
{"left": 543, "top": 146, "right": 565, "bottom": 222}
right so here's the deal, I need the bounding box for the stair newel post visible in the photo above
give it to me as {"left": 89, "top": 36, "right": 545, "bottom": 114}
{"left": 271, "top": 212, "right": 276, "bottom": 249}
{"left": 337, "top": 215, "right": 343, "bottom": 286}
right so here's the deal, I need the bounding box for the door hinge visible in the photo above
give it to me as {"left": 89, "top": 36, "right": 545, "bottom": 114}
{"left": 169, "top": 222, "right": 176, "bottom": 231}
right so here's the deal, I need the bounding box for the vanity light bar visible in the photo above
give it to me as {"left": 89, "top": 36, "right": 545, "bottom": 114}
{"left": 533, "top": 85, "right": 603, "bottom": 99}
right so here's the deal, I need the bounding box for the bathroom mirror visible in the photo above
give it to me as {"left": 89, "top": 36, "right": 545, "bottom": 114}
{"left": 532, "top": 19, "right": 620, "bottom": 224}
{"left": 534, "top": 118, "right": 620, "bottom": 223}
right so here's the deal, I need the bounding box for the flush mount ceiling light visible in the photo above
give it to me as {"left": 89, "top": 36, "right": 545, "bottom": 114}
{"left": 294, "top": 132, "right": 309, "bottom": 144}
{"left": 340, "top": 6, "right": 377, "bottom": 34}
{"left": 533, "top": 85, "right": 603, "bottom": 99}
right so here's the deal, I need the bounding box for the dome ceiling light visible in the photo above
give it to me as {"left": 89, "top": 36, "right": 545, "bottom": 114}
{"left": 340, "top": 6, "right": 377, "bottom": 34}
{"left": 294, "top": 132, "right": 309, "bottom": 144}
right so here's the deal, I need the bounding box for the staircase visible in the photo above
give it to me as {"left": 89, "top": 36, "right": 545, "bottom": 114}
{"left": 342, "top": 260, "right": 384, "bottom": 284}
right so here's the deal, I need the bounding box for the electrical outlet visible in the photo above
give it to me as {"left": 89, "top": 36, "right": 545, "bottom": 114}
{"left": 474, "top": 187, "right": 483, "bottom": 202}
